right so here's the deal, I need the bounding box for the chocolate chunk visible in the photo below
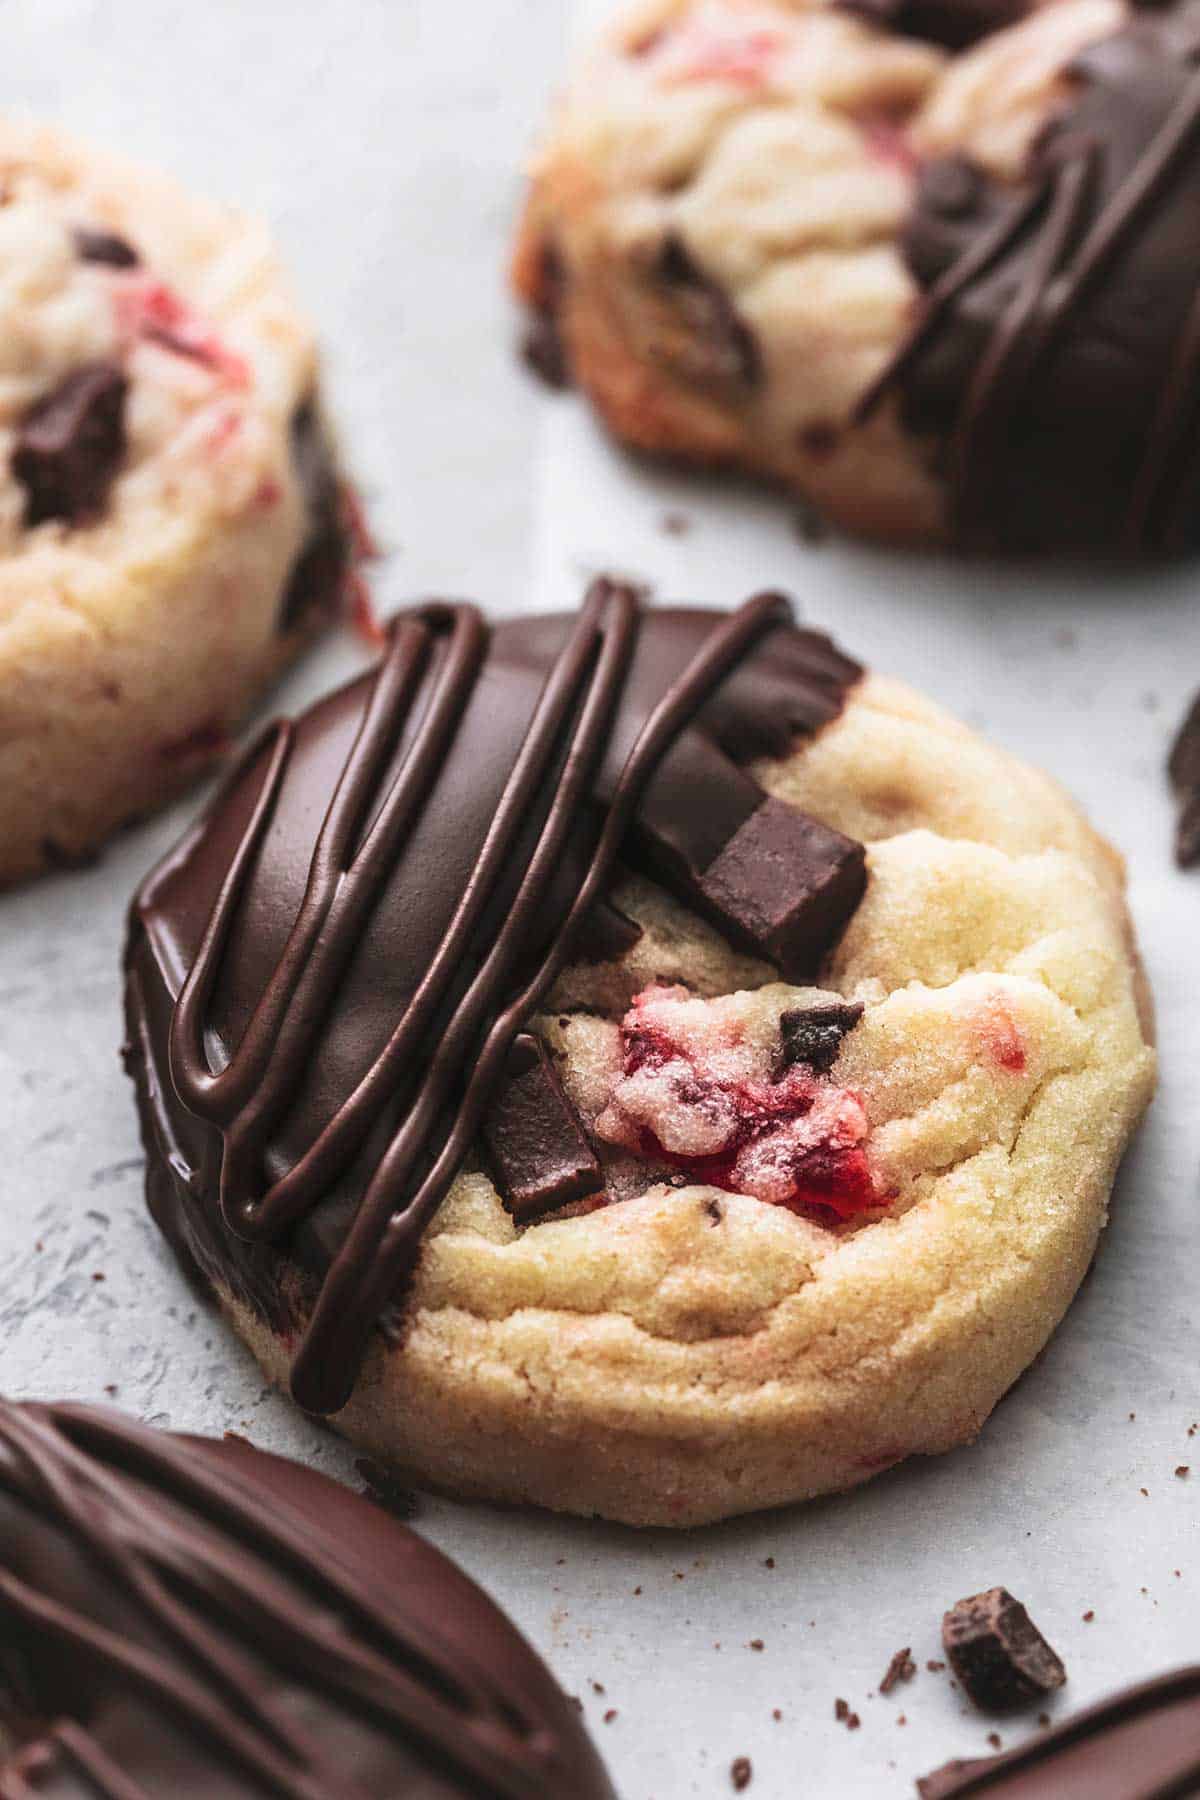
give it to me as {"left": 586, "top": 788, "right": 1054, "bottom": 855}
{"left": 13, "top": 362, "right": 128, "bottom": 525}
{"left": 482, "top": 1033, "right": 604, "bottom": 1222}
{"left": 73, "top": 224, "right": 140, "bottom": 267}
{"left": 777, "top": 1001, "right": 865, "bottom": 1075}
{"left": 278, "top": 398, "right": 349, "bottom": 629}
{"left": 916, "top": 1666, "right": 1200, "bottom": 1798}
{"left": 942, "top": 1589, "right": 1067, "bottom": 1713}
{"left": 838, "top": 0, "right": 1027, "bottom": 49}
{"left": 656, "top": 234, "right": 761, "bottom": 392}
{"left": 696, "top": 798, "right": 867, "bottom": 980}
{"left": 1168, "top": 690, "right": 1200, "bottom": 867}
{"left": 570, "top": 895, "right": 645, "bottom": 964}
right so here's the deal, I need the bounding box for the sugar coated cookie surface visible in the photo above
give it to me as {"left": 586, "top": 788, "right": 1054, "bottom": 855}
{"left": 124, "top": 588, "right": 1155, "bottom": 1526}
{"left": 0, "top": 118, "right": 357, "bottom": 884}
{"left": 514, "top": 0, "right": 1200, "bottom": 554}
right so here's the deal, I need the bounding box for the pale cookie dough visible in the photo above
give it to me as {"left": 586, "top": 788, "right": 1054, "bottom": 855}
{"left": 0, "top": 117, "right": 357, "bottom": 883}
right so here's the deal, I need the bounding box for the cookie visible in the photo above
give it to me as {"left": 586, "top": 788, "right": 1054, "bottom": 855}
{"left": 0, "top": 1398, "right": 614, "bottom": 1798}
{"left": 124, "top": 585, "right": 1154, "bottom": 1527}
{"left": 514, "top": 0, "right": 1200, "bottom": 553}
{"left": 0, "top": 117, "right": 359, "bottom": 886}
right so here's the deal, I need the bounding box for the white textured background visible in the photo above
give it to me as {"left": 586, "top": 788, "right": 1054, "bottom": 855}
{"left": 1, "top": 4, "right": 1197, "bottom": 1796}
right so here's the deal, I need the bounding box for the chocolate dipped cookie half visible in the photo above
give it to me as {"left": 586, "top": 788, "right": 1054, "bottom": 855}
{"left": 124, "top": 585, "right": 1154, "bottom": 1526}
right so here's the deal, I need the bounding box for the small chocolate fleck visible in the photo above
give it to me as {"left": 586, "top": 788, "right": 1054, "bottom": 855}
{"left": 14, "top": 362, "right": 128, "bottom": 525}
{"left": 880, "top": 1647, "right": 917, "bottom": 1694}
{"left": 942, "top": 1588, "right": 1067, "bottom": 1713}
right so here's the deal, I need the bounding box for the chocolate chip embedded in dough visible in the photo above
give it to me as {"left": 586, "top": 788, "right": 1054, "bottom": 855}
{"left": 73, "top": 225, "right": 140, "bottom": 268}
{"left": 777, "top": 1002, "right": 865, "bottom": 1076}
{"left": 13, "top": 362, "right": 128, "bottom": 526}
{"left": 482, "top": 1033, "right": 604, "bottom": 1222}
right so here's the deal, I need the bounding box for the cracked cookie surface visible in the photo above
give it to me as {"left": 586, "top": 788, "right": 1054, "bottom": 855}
{"left": 0, "top": 117, "right": 354, "bottom": 884}
{"left": 125, "top": 596, "right": 1154, "bottom": 1526}
{"left": 514, "top": 0, "right": 1200, "bottom": 553}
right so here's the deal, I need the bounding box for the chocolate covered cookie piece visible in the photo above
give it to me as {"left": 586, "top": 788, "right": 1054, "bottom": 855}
{"left": 0, "top": 1398, "right": 614, "bottom": 1799}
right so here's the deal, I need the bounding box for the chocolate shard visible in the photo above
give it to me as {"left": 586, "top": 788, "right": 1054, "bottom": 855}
{"left": 73, "top": 224, "right": 140, "bottom": 267}
{"left": 942, "top": 1588, "right": 1067, "bottom": 1714}
{"left": 777, "top": 1001, "right": 865, "bottom": 1076}
{"left": 482, "top": 1033, "right": 604, "bottom": 1222}
{"left": 696, "top": 798, "right": 867, "bottom": 981}
{"left": 13, "top": 362, "right": 128, "bottom": 525}
{"left": 916, "top": 1665, "right": 1200, "bottom": 1798}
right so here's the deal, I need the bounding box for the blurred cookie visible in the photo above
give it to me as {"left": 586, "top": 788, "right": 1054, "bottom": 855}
{"left": 0, "top": 118, "right": 359, "bottom": 884}
{"left": 125, "top": 586, "right": 1154, "bottom": 1526}
{"left": 515, "top": 0, "right": 1200, "bottom": 553}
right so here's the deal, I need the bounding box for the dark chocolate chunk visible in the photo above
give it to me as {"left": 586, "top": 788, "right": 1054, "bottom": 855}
{"left": 570, "top": 895, "right": 645, "bottom": 964}
{"left": 482, "top": 1032, "right": 604, "bottom": 1222}
{"left": 0, "top": 1399, "right": 615, "bottom": 1798}
{"left": 13, "top": 361, "right": 128, "bottom": 525}
{"left": 696, "top": 798, "right": 867, "bottom": 980}
{"left": 916, "top": 1665, "right": 1200, "bottom": 1798}
{"left": 1168, "top": 689, "right": 1200, "bottom": 867}
{"left": 838, "top": 0, "right": 1028, "bottom": 50}
{"left": 656, "top": 233, "right": 761, "bottom": 392}
{"left": 72, "top": 224, "right": 140, "bottom": 267}
{"left": 777, "top": 1001, "right": 865, "bottom": 1075}
{"left": 278, "top": 398, "right": 349, "bottom": 630}
{"left": 942, "top": 1588, "right": 1067, "bottom": 1714}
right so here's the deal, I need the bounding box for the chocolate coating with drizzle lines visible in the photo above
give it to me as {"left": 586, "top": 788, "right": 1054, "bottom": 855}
{"left": 0, "top": 1399, "right": 614, "bottom": 1798}
{"left": 124, "top": 587, "right": 864, "bottom": 1417}
{"left": 862, "top": 0, "right": 1200, "bottom": 552}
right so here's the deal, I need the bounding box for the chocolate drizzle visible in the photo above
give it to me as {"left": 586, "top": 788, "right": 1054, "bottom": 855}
{"left": 0, "top": 1399, "right": 613, "bottom": 1798}
{"left": 862, "top": 0, "right": 1200, "bottom": 552}
{"left": 917, "top": 1664, "right": 1200, "bottom": 1796}
{"left": 125, "top": 588, "right": 863, "bottom": 1416}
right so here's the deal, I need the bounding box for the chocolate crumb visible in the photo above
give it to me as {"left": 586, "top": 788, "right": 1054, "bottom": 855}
{"left": 987, "top": 1733, "right": 1002, "bottom": 1751}
{"left": 590, "top": 1682, "right": 606, "bottom": 1696}
{"left": 880, "top": 1647, "right": 917, "bottom": 1694}
{"left": 731, "top": 1756, "right": 752, "bottom": 1791}
{"left": 1176, "top": 1465, "right": 1190, "bottom": 1477}
{"left": 926, "top": 1660, "right": 946, "bottom": 1674}
{"left": 1038, "top": 1712, "right": 1051, "bottom": 1728}
{"left": 603, "top": 1709, "right": 617, "bottom": 1724}
{"left": 1082, "top": 1611, "right": 1095, "bottom": 1623}
{"left": 772, "top": 1709, "right": 782, "bottom": 1721}
{"left": 764, "top": 1557, "right": 775, "bottom": 1570}
{"left": 661, "top": 511, "right": 691, "bottom": 536}
{"left": 835, "top": 1699, "right": 849, "bottom": 1722}
{"left": 749, "top": 1639, "right": 764, "bottom": 1652}
{"left": 942, "top": 1588, "right": 1067, "bottom": 1713}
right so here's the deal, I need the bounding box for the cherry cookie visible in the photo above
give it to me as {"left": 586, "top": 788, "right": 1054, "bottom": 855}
{"left": 0, "top": 1398, "right": 614, "bottom": 1797}
{"left": 124, "top": 586, "right": 1154, "bottom": 1527}
{"left": 0, "top": 118, "right": 357, "bottom": 885}
{"left": 515, "top": 0, "right": 1200, "bottom": 553}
